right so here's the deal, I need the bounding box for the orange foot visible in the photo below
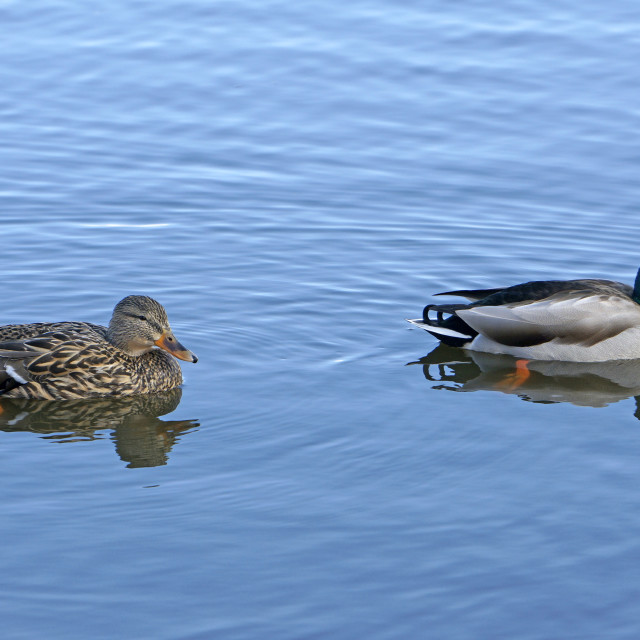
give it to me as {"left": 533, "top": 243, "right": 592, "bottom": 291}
{"left": 495, "top": 359, "right": 531, "bottom": 390}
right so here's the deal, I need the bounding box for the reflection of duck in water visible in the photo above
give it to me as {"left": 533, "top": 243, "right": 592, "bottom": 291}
{"left": 408, "top": 268, "right": 640, "bottom": 364}
{"left": 410, "top": 344, "right": 640, "bottom": 411}
{"left": 0, "top": 388, "right": 198, "bottom": 468}
{"left": 0, "top": 296, "right": 197, "bottom": 400}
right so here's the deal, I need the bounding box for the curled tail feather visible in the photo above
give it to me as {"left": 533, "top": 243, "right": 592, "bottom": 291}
{"left": 415, "top": 303, "right": 478, "bottom": 347}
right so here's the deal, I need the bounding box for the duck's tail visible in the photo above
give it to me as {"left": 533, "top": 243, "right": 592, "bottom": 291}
{"left": 406, "top": 302, "right": 477, "bottom": 347}
{"left": 0, "top": 346, "right": 39, "bottom": 396}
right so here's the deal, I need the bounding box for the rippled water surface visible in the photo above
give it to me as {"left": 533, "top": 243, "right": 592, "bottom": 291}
{"left": 3, "top": 1, "right": 640, "bottom": 639}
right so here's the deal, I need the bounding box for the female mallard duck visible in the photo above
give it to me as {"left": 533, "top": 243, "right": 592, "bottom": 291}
{"left": 408, "top": 269, "right": 640, "bottom": 362}
{"left": 0, "top": 295, "right": 197, "bottom": 400}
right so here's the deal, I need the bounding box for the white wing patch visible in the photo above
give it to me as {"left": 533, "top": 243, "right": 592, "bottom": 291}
{"left": 6, "top": 364, "right": 28, "bottom": 385}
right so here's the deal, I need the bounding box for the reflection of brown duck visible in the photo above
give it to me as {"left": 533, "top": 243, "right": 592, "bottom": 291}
{"left": 0, "top": 296, "right": 197, "bottom": 400}
{"left": 410, "top": 344, "right": 640, "bottom": 410}
{"left": 0, "top": 388, "right": 198, "bottom": 468}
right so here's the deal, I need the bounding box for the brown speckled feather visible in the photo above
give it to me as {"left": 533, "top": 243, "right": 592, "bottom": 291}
{"left": 0, "top": 321, "right": 107, "bottom": 342}
{"left": 0, "top": 296, "right": 197, "bottom": 400}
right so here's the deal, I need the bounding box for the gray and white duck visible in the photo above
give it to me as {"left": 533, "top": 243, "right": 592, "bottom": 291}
{"left": 408, "top": 269, "right": 640, "bottom": 362}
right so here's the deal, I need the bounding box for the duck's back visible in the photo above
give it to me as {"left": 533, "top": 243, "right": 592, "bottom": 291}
{"left": 0, "top": 321, "right": 108, "bottom": 343}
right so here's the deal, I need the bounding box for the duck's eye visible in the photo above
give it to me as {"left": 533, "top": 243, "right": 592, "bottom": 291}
{"left": 137, "top": 315, "right": 147, "bottom": 321}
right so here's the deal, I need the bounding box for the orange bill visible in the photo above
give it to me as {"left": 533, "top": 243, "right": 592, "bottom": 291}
{"left": 154, "top": 331, "right": 198, "bottom": 363}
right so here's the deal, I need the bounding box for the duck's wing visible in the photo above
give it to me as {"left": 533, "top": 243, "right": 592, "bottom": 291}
{"left": 0, "top": 331, "right": 118, "bottom": 395}
{"left": 457, "top": 291, "right": 640, "bottom": 348}
{"left": 437, "top": 278, "right": 634, "bottom": 306}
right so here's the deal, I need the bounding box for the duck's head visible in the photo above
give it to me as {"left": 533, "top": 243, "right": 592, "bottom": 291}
{"left": 107, "top": 295, "right": 198, "bottom": 363}
{"left": 634, "top": 268, "right": 640, "bottom": 304}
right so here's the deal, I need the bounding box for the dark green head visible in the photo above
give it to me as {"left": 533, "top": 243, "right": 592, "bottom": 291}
{"left": 633, "top": 268, "right": 640, "bottom": 304}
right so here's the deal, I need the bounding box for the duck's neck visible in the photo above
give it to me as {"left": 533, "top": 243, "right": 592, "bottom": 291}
{"left": 633, "top": 268, "right": 640, "bottom": 304}
{"left": 107, "top": 325, "right": 150, "bottom": 357}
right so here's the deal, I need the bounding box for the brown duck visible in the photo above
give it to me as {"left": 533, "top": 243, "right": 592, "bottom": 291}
{"left": 0, "top": 295, "right": 198, "bottom": 400}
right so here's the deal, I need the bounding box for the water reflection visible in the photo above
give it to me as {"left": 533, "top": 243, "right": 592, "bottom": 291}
{"left": 0, "top": 388, "right": 198, "bottom": 468}
{"left": 410, "top": 344, "right": 640, "bottom": 414}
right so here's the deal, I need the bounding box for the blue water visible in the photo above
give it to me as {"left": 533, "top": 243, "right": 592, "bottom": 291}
{"left": 2, "top": 1, "right": 640, "bottom": 638}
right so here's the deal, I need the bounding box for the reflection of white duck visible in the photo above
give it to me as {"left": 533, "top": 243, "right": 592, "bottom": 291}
{"left": 408, "top": 269, "right": 640, "bottom": 363}
{"left": 413, "top": 344, "right": 640, "bottom": 409}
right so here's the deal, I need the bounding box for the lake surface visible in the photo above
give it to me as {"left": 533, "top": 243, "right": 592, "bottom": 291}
{"left": 2, "top": 1, "right": 640, "bottom": 638}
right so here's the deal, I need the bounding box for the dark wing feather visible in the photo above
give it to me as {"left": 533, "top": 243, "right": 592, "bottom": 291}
{"left": 436, "top": 278, "right": 634, "bottom": 307}
{"left": 434, "top": 287, "right": 505, "bottom": 302}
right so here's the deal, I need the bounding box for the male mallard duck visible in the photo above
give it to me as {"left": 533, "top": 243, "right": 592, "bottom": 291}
{"left": 0, "top": 295, "right": 197, "bottom": 400}
{"left": 408, "top": 269, "right": 640, "bottom": 362}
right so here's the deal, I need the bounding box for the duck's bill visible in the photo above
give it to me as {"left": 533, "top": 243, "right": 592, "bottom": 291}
{"left": 155, "top": 332, "right": 198, "bottom": 363}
